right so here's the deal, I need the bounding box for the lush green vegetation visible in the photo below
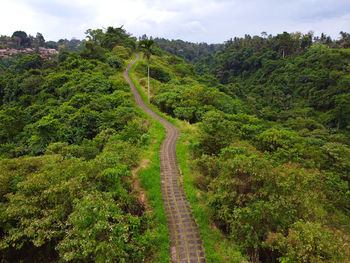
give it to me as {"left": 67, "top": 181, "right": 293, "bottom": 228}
{"left": 0, "top": 27, "right": 162, "bottom": 262}
{"left": 153, "top": 37, "right": 221, "bottom": 63}
{"left": 1, "top": 26, "right": 350, "bottom": 263}
{"left": 195, "top": 32, "right": 350, "bottom": 131}
{"left": 129, "top": 60, "right": 171, "bottom": 262}
{"left": 134, "top": 118, "right": 169, "bottom": 263}
{"left": 177, "top": 123, "right": 246, "bottom": 263}
{"left": 130, "top": 52, "right": 246, "bottom": 262}
{"left": 132, "top": 32, "right": 350, "bottom": 262}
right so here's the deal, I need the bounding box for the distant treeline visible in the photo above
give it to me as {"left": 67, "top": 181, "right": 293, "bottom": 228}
{"left": 153, "top": 31, "right": 350, "bottom": 64}
{"left": 153, "top": 37, "right": 222, "bottom": 63}
{"left": 0, "top": 30, "right": 84, "bottom": 51}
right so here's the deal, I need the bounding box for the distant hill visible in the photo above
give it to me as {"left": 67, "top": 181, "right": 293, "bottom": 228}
{"left": 0, "top": 30, "right": 84, "bottom": 51}
{"left": 194, "top": 31, "right": 350, "bottom": 132}
{"left": 153, "top": 37, "right": 222, "bottom": 63}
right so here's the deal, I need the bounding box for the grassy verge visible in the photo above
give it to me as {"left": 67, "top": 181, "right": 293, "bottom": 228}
{"left": 130, "top": 54, "right": 246, "bottom": 262}
{"left": 176, "top": 123, "right": 247, "bottom": 263}
{"left": 127, "top": 61, "right": 170, "bottom": 262}
{"left": 129, "top": 56, "right": 177, "bottom": 125}
{"left": 137, "top": 115, "right": 169, "bottom": 263}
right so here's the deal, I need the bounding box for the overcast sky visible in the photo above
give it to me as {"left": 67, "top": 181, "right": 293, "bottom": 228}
{"left": 1, "top": 0, "right": 350, "bottom": 43}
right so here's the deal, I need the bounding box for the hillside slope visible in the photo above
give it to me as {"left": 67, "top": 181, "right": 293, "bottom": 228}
{"left": 134, "top": 39, "right": 350, "bottom": 262}
{"left": 195, "top": 33, "right": 350, "bottom": 133}
{"left": 0, "top": 27, "right": 159, "bottom": 262}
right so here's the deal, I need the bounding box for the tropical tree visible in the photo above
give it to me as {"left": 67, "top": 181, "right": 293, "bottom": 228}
{"left": 11, "top": 30, "right": 31, "bottom": 47}
{"left": 35, "top": 32, "right": 45, "bottom": 47}
{"left": 139, "top": 39, "right": 154, "bottom": 103}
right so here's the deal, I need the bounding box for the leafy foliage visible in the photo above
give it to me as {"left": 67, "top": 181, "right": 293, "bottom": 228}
{"left": 0, "top": 27, "right": 155, "bottom": 262}
{"left": 2, "top": 27, "right": 350, "bottom": 262}
{"left": 136, "top": 36, "right": 350, "bottom": 262}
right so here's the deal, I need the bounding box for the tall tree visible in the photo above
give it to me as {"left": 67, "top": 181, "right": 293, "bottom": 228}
{"left": 85, "top": 28, "right": 104, "bottom": 44}
{"left": 275, "top": 32, "right": 297, "bottom": 57}
{"left": 11, "top": 30, "right": 31, "bottom": 47}
{"left": 35, "top": 32, "right": 45, "bottom": 47}
{"left": 139, "top": 39, "right": 154, "bottom": 103}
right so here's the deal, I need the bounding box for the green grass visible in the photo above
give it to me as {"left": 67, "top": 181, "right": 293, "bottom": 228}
{"left": 130, "top": 54, "right": 246, "bottom": 262}
{"left": 176, "top": 124, "right": 247, "bottom": 263}
{"left": 127, "top": 61, "right": 170, "bottom": 262}
{"left": 129, "top": 56, "right": 177, "bottom": 125}
{"left": 137, "top": 117, "right": 169, "bottom": 263}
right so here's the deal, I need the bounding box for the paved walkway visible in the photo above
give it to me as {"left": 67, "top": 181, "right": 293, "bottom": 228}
{"left": 124, "top": 55, "right": 206, "bottom": 263}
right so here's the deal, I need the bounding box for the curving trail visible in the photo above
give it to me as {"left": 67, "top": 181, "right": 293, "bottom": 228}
{"left": 124, "top": 54, "right": 206, "bottom": 263}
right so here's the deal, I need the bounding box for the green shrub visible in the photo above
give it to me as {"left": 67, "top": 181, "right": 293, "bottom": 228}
{"left": 106, "top": 55, "right": 124, "bottom": 70}
{"left": 266, "top": 221, "right": 349, "bottom": 263}
{"left": 150, "top": 65, "right": 171, "bottom": 83}
{"left": 112, "top": 45, "right": 132, "bottom": 60}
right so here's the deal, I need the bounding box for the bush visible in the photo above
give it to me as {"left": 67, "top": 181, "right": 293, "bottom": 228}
{"left": 196, "top": 139, "right": 340, "bottom": 261}
{"left": 150, "top": 65, "right": 171, "bottom": 83}
{"left": 266, "top": 221, "right": 350, "bottom": 263}
{"left": 196, "top": 110, "right": 235, "bottom": 155}
{"left": 106, "top": 55, "right": 124, "bottom": 70}
{"left": 112, "top": 45, "right": 132, "bottom": 60}
{"left": 57, "top": 191, "right": 151, "bottom": 262}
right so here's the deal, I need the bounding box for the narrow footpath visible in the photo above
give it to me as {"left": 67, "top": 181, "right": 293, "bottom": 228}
{"left": 124, "top": 54, "right": 206, "bottom": 263}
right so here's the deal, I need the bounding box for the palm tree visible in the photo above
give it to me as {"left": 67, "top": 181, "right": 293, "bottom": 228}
{"left": 139, "top": 39, "right": 154, "bottom": 103}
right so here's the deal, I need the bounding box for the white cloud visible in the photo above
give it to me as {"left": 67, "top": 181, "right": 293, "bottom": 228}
{"left": 0, "top": 0, "right": 349, "bottom": 43}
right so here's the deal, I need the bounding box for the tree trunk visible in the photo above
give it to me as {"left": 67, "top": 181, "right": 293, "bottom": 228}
{"left": 337, "top": 108, "right": 342, "bottom": 131}
{"left": 147, "top": 63, "right": 150, "bottom": 104}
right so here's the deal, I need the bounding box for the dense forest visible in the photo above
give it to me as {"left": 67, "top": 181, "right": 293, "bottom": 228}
{"left": 153, "top": 37, "right": 221, "bottom": 63}
{"left": 0, "top": 27, "right": 157, "bottom": 262}
{"left": 132, "top": 31, "right": 350, "bottom": 262}
{"left": 194, "top": 31, "right": 350, "bottom": 130}
{"left": 1, "top": 26, "right": 350, "bottom": 263}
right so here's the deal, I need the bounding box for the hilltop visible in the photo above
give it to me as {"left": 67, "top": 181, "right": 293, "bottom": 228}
{"left": 0, "top": 27, "right": 350, "bottom": 263}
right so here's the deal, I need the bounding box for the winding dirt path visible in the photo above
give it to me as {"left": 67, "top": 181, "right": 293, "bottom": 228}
{"left": 124, "top": 54, "right": 206, "bottom": 263}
